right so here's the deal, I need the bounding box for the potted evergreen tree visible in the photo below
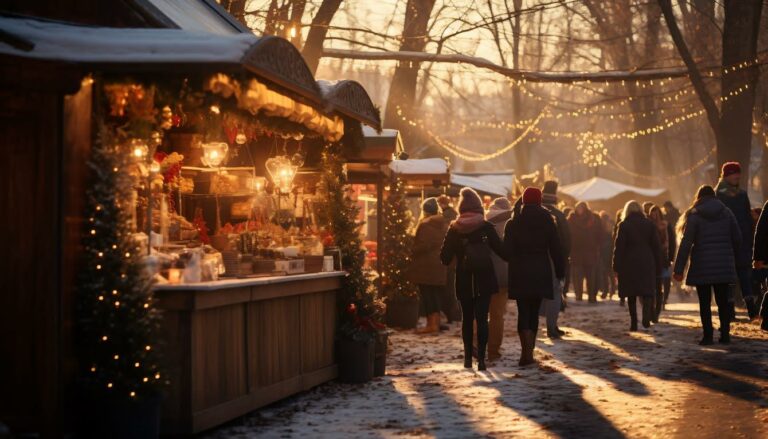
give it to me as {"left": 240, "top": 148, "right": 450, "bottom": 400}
{"left": 76, "top": 127, "right": 165, "bottom": 438}
{"left": 317, "top": 144, "right": 387, "bottom": 383}
{"left": 381, "top": 178, "right": 420, "bottom": 329}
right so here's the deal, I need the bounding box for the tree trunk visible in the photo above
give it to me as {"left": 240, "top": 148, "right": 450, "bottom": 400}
{"left": 511, "top": 0, "right": 527, "bottom": 174}
{"left": 383, "top": 0, "right": 437, "bottom": 147}
{"left": 301, "top": 0, "right": 343, "bottom": 74}
{"left": 717, "top": 0, "right": 763, "bottom": 179}
{"left": 220, "top": 0, "right": 247, "bottom": 25}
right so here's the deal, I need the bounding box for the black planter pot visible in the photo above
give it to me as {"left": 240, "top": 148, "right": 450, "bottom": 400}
{"left": 336, "top": 338, "right": 374, "bottom": 383}
{"left": 374, "top": 331, "right": 388, "bottom": 377}
{"left": 77, "top": 392, "right": 161, "bottom": 439}
{"left": 386, "top": 296, "right": 420, "bottom": 329}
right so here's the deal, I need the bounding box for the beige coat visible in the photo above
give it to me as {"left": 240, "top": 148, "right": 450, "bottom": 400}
{"left": 407, "top": 215, "right": 449, "bottom": 286}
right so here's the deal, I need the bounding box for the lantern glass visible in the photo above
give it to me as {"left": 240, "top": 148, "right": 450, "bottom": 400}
{"left": 201, "top": 142, "right": 228, "bottom": 168}
{"left": 265, "top": 155, "right": 298, "bottom": 194}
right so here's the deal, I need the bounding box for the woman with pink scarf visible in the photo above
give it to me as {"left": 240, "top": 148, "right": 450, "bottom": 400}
{"left": 440, "top": 188, "right": 505, "bottom": 371}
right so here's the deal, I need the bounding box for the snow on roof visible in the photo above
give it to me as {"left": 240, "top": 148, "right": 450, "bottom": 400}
{"left": 389, "top": 158, "right": 448, "bottom": 175}
{"left": 0, "top": 16, "right": 257, "bottom": 64}
{"left": 451, "top": 174, "right": 509, "bottom": 197}
{"left": 362, "top": 126, "right": 399, "bottom": 138}
{"left": 453, "top": 172, "right": 514, "bottom": 196}
{"left": 560, "top": 176, "right": 667, "bottom": 202}
{"left": 147, "top": 0, "right": 242, "bottom": 35}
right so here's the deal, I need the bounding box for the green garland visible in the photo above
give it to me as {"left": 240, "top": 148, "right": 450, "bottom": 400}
{"left": 76, "top": 125, "right": 164, "bottom": 402}
{"left": 381, "top": 178, "right": 418, "bottom": 300}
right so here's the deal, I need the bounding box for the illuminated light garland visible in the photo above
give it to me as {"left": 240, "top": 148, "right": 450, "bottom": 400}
{"left": 577, "top": 133, "right": 608, "bottom": 168}
{"left": 401, "top": 107, "right": 548, "bottom": 161}
{"left": 604, "top": 147, "right": 716, "bottom": 180}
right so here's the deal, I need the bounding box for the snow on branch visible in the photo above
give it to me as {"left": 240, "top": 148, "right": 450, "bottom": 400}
{"left": 321, "top": 48, "right": 716, "bottom": 83}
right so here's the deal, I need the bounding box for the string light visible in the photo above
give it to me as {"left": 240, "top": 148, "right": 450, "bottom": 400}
{"left": 577, "top": 133, "right": 607, "bottom": 168}
{"left": 605, "top": 147, "right": 715, "bottom": 180}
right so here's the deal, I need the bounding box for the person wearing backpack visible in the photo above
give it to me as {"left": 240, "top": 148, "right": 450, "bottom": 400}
{"left": 440, "top": 187, "right": 505, "bottom": 371}
{"left": 504, "top": 187, "right": 565, "bottom": 366}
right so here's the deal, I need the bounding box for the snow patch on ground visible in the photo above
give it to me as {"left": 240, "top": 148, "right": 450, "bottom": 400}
{"left": 206, "top": 294, "right": 768, "bottom": 438}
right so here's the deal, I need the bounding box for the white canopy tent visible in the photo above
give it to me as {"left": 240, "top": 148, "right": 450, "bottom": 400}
{"left": 560, "top": 177, "right": 667, "bottom": 201}
{"left": 559, "top": 176, "right": 669, "bottom": 211}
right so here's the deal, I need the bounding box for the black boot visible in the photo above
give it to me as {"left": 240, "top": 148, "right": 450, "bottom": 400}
{"left": 464, "top": 346, "right": 473, "bottom": 368}
{"left": 699, "top": 334, "right": 714, "bottom": 345}
{"left": 642, "top": 297, "right": 652, "bottom": 328}
{"left": 477, "top": 345, "right": 487, "bottom": 371}
{"left": 745, "top": 296, "right": 759, "bottom": 320}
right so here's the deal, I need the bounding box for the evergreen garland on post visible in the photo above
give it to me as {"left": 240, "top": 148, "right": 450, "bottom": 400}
{"left": 77, "top": 125, "right": 164, "bottom": 402}
{"left": 317, "top": 143, "right": 382, "bottom": 335}
{"left": 380, "top": 177, "right": 417, "bottom": 300}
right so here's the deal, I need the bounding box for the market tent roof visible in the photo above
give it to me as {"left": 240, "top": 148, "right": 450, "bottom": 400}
{"left": 450, "top": 174, "right": 509, "bottom": 197}
{"left": 560, "top": 176, "right": 667, "bottom": 201}
{"left": 389, "top": 158, "right": 448, "bottom": 175}
{"left": 0, "top": 16, "right": 327, "bottom": 102}
{"left": 320, "top": 81, "right": 382, "bottom": 131}
{"left": 452, "top": 172, "right": 514, "bottom": 197}
{"left": 141, "top": 0, "right": 249, "bottom": 34}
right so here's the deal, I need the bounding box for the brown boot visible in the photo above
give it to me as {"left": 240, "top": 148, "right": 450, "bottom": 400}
{"left": 416, "top": 313, "right": 440, "bottom": 334}
{"left": 519, "top": 330, "right": 536, "bottom": 366}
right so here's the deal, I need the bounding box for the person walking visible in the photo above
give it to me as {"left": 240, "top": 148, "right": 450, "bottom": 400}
{"left": 505, "top": 187, "right": 565, "bottom": 366}
{"left": 663, "top": 201, "right": 681, "bottom": 229}
{"left": 568, "top": 202, "right": 602, "bottom": 302}
{"left": 649, "top": 205, "right": 676, "bottom": 321}
{"left": 408, "top": 198, "right": 449, "bottom": 334}
{"left": 613, "top": 201, "right": 662, "bottom": 331}
{"left": 673, "top": 185, "right": 741, "bottom": 345}
{"left": 716, "top": 162, "right": 758, "bottom": 319}
{"left": 485, "top": 197, "right": 513, "bottom": 360}
{"left": 440, "top": 188, "right": 505, "bottom": 370}
{"left": 598, "top": 211, "right": 616, "bottom": 300}
{"left": 613, "top": 209, "right": 625, "bottom": 306}
{"left": 438, "top": 194, "right": 461, "bottom": 323}
{"left": 541, "top": 181, "right": 571, "bottom": 339}
{"left": 752, "top": 200, "right": 768, "bottom": 331}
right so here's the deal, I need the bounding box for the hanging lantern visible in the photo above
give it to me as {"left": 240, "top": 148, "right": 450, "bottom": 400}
{"left": 235, "top": 132, "right": 247, "bottom": 145}
{"left": 290, "top": 151, "right": 305, "bottom": 167}
{"left": 265, "top": 155, "right": 298, "bottom": 194}
{"left": 201, "top": 142, "right": 228, "bottom": 168}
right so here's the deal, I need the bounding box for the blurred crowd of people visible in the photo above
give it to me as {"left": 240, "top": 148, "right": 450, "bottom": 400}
{"left": 404, "top": 160, "right": 768, "bottom": 370}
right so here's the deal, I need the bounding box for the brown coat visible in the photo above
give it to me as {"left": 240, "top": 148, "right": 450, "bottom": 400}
{"left": 407, "top": 215, "right": 449, "bottom": 285}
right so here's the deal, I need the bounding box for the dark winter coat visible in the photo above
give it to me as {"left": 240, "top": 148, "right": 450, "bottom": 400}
{"left": 754, "top": 200, "right": 768, "bottom": 263}
{"left": 440, "top": 221, "right": 505, "bottom": 300}
{"left": 612, "top": 212, "right": 662, "bottom": 298}
{"left": 407, "top": 214, "right": 449, "bottom": 286}
{"left": 543, "top": 202, "right": 571, "bottom": 259}
{"left": 568, "top": 211, "right": 602, "bottom": 264}
{"left": 487, "top": 208, "right": 512, "bottom": 288}
{"left": 674, "top": 196, "right": 741, "bottom": 286}
{"left": 504, "top": 204, "right": 565, "bottom": 300}
{"left": 717, "top": 184, "right": 753, "bottom": 268}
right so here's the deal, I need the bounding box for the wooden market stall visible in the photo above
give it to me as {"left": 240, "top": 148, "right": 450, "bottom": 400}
{"left": 0, "top": 9, "right": 381, "bottom": 437}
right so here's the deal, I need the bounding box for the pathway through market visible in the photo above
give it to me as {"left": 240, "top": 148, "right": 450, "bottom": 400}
{"left": 207, "top": 296, "right": 768, "bottom": 438}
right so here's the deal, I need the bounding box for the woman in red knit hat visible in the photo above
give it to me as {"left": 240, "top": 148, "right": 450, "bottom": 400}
{"left": 504, "top": 187, "right": 565, "bottom": 366}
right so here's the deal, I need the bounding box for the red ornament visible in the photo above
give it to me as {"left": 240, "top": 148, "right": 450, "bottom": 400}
{"left": 171, "top": 114, "right": 182, "bottom": 127}
{"left": 345, "top": 303, "right": 357, "bottom": 315}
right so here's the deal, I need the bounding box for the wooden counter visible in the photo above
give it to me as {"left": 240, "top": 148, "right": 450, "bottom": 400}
{"left": 154, "top": 271, "right": 344, "bottom": 435}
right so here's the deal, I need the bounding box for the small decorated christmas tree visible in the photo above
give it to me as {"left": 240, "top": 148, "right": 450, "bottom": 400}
{"left": 76, "top": 126, "right": 164, "bottom": 402}
{"left": 316, "top": 143, "right": 383, "bottom": 337}
{"left": 380, "top": 177, "right": 417, "bottom": 300}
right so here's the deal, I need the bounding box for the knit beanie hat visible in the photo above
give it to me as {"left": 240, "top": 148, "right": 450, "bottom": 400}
{"left": 421, "top": 197, "right": 439, "bottom": 216}
{"left": 458, "top": 187, "right": 484, "bottom": 214}
{"left": 542, "top": 180, "right": 559, "bottom": 195}
{"left": 490, "top": 197, "right": 512, "bottom": 211}
{"left": 522, "top": 187, "right": 542, "bottom": 205}
{"left": 721, "top": 161, "right": 741, "bottom": 177}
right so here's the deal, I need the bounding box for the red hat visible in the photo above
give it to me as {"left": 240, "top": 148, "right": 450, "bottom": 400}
{"left": 721, "top": 161, "right": 741, "bottom": 177}
{"left": 522, "top": 187, "right": 542, "bottom": 205}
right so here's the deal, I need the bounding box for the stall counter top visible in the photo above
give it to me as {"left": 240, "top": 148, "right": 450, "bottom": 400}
{"left": 153, "top": 271, "right": 345, "bottom": 292}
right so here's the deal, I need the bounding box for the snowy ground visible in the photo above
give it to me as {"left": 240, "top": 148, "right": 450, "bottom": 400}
{"left": 205, "top": 293, "right": 768, "bottom": 438}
